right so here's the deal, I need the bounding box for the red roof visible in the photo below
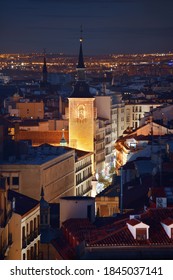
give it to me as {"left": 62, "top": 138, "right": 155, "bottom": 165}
{"left": 126, "top": 219, "right": 141, "bottom": 226}
{"left": 62, "top": 208, "right": 173, "bottom": 248}
{"left": 162, "top": 217, "right": 173, "bottom": 226}
{"left": 52, "top": 208, "right": 173, "bottom": 260}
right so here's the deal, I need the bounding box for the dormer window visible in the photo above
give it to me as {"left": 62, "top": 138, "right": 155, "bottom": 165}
{"left": 161, "top": 218, "right": 173, "bottom": 239}
{"left": 126, "top": 219, "right": 150, "bottom": 240}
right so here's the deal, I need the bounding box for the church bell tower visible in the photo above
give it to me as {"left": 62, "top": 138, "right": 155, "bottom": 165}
{"left": 68, "top": 28, "right": 95, "bottom": 152}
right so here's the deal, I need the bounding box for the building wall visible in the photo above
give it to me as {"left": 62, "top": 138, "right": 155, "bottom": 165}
{"left": 7, "top": 213, "right": 21, "bottom": 260}
{"left": 133, "top": 122, "right": 169, "bottom": 136}
{"left": 39, "top": 243, "right": 62, "bottom": 260}
{"left": 75, "top": 153, "right": 93, "bottom": 196}
{"left": 125, "top": 103, "right": 161, "bottom": 129}
{"left": 21, "top": 206, "right": 40, "bottom": 260}
{"left": 95, "top": 119, "right": 105, "bottom": 173}
{"left": 16, "top": 101, "right": 44, "bottom": 119}
{"left": 60, "top": 198, "right": 95, "bottom": 226}
{"left": 0, "top": 151, "right": 75, "bottom": 202}
{"left": 0, "top": 184, "right": 40, "bottom": 260}
{"left": 15, "top": 130, "right": 69, "bottom": 145}
{"left": 95, "top": 96, "right": 111, "bottom": 120}
{"left": 96, "top": 196, "right": 119, "bottom": 216}
{"left": 42, "top": 153, "right": 75, "bottom": 202}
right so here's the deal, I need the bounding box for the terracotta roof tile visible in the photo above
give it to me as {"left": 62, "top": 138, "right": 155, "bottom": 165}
{"left": 161, "top": 217, "right": 173, "bottom": 226}
{"left": 126, "top": 219, "right": 141, "bottom": 226}
{"left": 59, "top": 208, "right": 173, "bottom": 252}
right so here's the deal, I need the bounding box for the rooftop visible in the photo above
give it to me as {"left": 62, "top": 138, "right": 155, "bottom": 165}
{"left": 69, "top": 81, "right": 94, "bottom": 98}
{"left": 0, "top": 144, "right": 73, "bottom": 165}
{"left": 8, "top": 189, "right": 39, "bottom": 216}
{"left": 57, "top": 207, "right": 173, "bottom": 257}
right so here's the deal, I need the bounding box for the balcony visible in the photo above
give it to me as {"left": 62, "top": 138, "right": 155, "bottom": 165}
{"left": 76, "top": 173, "right": 93, "bottom": 185}
{"left": 34, "top": 228, "right": 39, "bottom": 238}
{"left": 96, "top": 157, "right": 105, "bottom": 164}
{"left": 96, "top": 148, "right": 105, "bottom": 154}
{"left": 95, "top": 138, "right": 105, "bottom": 144}
{"left": 105, "top": 140, "right": 112, "bottom": 146}
{"left": 77, "top": 185, "right": 93, "bottom": 196}
{"left": 22, "top": 239, "right": 27, "bottom": 249}
{"left": 81, "top": 185, "right": 93, "bottom": 196}
{"left": 76, "top": 161, "right": 92, "bottom": 173}
{"left": 22, "top": 228, "right": 40, "bottom": 249}
{"left": 105, "top": 130, "right": 112, "bottom": 135}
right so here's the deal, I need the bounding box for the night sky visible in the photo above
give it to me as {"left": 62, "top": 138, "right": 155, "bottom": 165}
{"left": 1, "top": 0, "right": 173, "bottom": 55}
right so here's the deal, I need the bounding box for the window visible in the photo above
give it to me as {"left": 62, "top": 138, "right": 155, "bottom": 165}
{"left": 22, "top": 226, "right": 25, "bottom": 240}
{"left": 12, "top": 177, "right": 19, "bottom": 185}
{"left": 30, "top": 220, "right": 33, "bottom": 233}
{"left": 136, "top": 228, "right": 147, "bottom": 240}
{"left": 7, "top": 177, "right": 10, "bottom": 185}
{"left": 27, "top": 223, "right": 29, "bottom": 235}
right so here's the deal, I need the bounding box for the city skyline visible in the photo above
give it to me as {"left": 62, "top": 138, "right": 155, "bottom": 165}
{"left": 1, "top": 0, "right": 173, "bottom": 55}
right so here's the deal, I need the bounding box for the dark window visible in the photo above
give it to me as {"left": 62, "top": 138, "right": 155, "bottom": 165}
{"left": 22, "top": 226, "right": 25, "bottom": 239}
{"left": 12, "top": 177, "right": 19, "bottom": 185}
{"left": 7, "top": 177, "right": 10, "bottom": 185}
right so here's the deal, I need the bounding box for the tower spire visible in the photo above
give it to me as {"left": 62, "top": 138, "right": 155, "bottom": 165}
{"left": 42, "top": 48, "right": 48, "bottom": 84}
{"left": 69, "top": 27, "right": 93, "bottom": 98}
{"left": 76, "top": 25, "right": 85, "bottom": 80}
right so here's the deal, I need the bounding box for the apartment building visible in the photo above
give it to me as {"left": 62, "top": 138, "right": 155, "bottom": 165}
{"left": 0, "top": 177, "right": 40, "bottom": 260}
{"left": 125, "top": 103, "right": 161, "bottom": 129}
{"left": 16, "top": 100, "right": 44, "bottom": 119}
{"left": 0, "top": 144, "right": 75, "bottom": 202}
